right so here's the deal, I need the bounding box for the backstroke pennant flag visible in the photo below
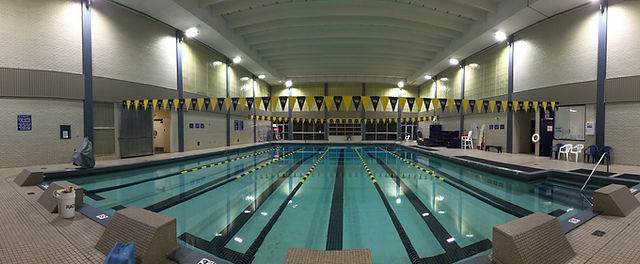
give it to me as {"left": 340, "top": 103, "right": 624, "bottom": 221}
{"left": 533, "top": 101, "right": 539, "bottom": 112}
{"left": 343, "top": 96, "right": 352, "bottom": 111}
{"left": 495, "top": 100, "right": 502, "bottom": 112}
{"left": 314, "top": 96, "right": 324, "bottom": 110}
{"left": 370, "top": 96, "right": 380, "bottom": 111}
{"left": 224, "top": 98, "right": 232, "bottom": 111}
{"left": 184, "top": 99, "right": 191, "bottom": 111}
{"left": 483, "top": 100, "right": 490, "bottom": 112}
{"left": 197, "top": 98, "right": 204, "bottom": 111}
{"left": 167, "top": 99, "right": 175, "bottom": 111}
{"left": 333, "top": 96, "right": 343, "bottom": 111}
{"left": 254, "top": 97, "right": 262, "bottom": 111}
{"left": 297, "top": 96, "right": 306, "bottom": 111}
{"left": 517, "top": 101, "right": 524, "bottom": 112}
{"left": 306, "top": 96, "right": 314, "bottom": 111}
{"left": 507, "top": 101, "right": 514, "bottom": 112}
{"left": 178, "top": 99, "right": 186, "bottom": 111}
{"left": 447, "top": 99, "right": 454, "bottom": 112}
{"left": 489, "top": 100, "right": 496, "bottom": 112}
{"left": 162, "top": 99, "right": 169, "bottom": 110}
{"left": 246, "top": 97, "right": 254, "bottom": 111}
{"left": 361, "top": 96, "right": 370, "bottom": 111}
{"left": 288, "top": 96, "right": 296, "bottom": 111}
{"left": 190, "top": 98, "right": 198, "bottom": 111}
{"left": 439, "top": 99, "right": 447, "bottom": 112}
{"left": 142, "top": 99, "right": 149, "bottom": 110}
{"left": 523, "top": 101, "right": 529, "bottom": 112}
{"left": 271, "top": 96, "right": 278, "bottom": 111}
{"left": 380, "top": 96, "right": 389, "bottom": 111}
{"left": 352, "top": 96, "right": 361, "bottom": 111}
{"left": 324, "top": 96, "right": 334, "bottom": 110}
{"left": 415, "top": 98, "right": 423, "bottom": 112}
{"left": 475, "top": 99, "right": 483, "bottom": 112}
{"left": 152, "top": 99, "right": 158, "bottom": 110}
{"left": 468, "top": 99, "right": 476, "bottom": 112}
{"left": 279, "top": 96, "right": 288, "bottom": 111}
{"left": 203, "top": 98, "right": 211, "bottom": 111}
{"left": 423, "top": 98, "right": 432, "bottom": 112}
{"left": 454, "top": 99, "right": 462, "bottom": 112}
{"left": 399, "top": 97, "right": 407, "bottom": 112}
{"left": 389, "top": 97, "right": 398, "bottom": 111}
{"left": 216, "top": 98, "right": 225, "bottom": 111}
{"left": 406, "top": 97, "right": 415, "bottom": 112}
{"left": 262, "top": 97, "right": 270, "bottom": 111}
{"left": 431, "top": 99, "right": 439, "bottom": 112}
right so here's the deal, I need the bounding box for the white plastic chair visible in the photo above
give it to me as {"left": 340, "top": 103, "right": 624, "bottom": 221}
{"left": 405, "top": 135, "right": 411, "bottom": 142}
{"left": 461, "top": 130, "right": 473, "bottom": 149}
{"left": 558, "top": 144, "right": 572, "bottom": 161}
{"left": 570, "top": 144, "right": 584, "bottom": 163}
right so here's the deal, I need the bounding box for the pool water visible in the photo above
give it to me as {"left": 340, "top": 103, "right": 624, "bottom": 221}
{"left": 58, "top": 145, "right": 589, "bottom": 264}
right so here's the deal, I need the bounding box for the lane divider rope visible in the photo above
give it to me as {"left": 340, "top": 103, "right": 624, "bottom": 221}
{"left": 379, "top": 147, "right": 444, "bottom": 181}
{"left": 235, "top": 147, "right": 305, "bottom": 179}
{"left": 354, "top": 148, "right": 377, "bottom": 184}
{"left": 179, "top": 147, "right": 280, "bottom": 175}
{"left": 300, "top": 148, "right": 331, "bottom": 183}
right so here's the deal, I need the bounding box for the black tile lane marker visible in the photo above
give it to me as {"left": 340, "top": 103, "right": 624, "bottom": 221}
{"left": 365, "top": 149, "right": 493, "bottom": 263}
{"left": 353, "top": 148, "right": 421, "bottom": 264}
{"left": 235, "top": 148, "right": 331, "bottom": 264}
{"left": 326, "top": 149, "right": 345, "bottom": 250}
{"left": 379, "top": 147, "right": 533, "bottom": 218}
{"left": 145, "top": 148, "right": 305, "bottom": 213}
{"left": 178, "top": 148, "right": 323, "bottom": 263}
{"left": 84, "top": 147, "right": 281, "bottom": 196}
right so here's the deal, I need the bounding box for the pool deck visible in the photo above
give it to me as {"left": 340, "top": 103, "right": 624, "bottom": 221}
{"left": 1, "top": 142, "right": 640, "bottom": 263}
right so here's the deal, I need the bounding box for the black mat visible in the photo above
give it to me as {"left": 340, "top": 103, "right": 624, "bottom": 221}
{"left": 569, "top": 169, "right": 616, "bottom": 176}
{"left": 616, "top": 174, "right": 640, "bottom": 181}
{"left": 454, "top": 156, "right": 542, "bottom": 172}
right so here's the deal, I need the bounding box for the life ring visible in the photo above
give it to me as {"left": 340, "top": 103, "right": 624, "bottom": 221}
{"left": 531, "top": 133, "right": 540, "bottom": 143}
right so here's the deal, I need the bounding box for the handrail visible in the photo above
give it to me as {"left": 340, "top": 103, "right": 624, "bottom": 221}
{"left": 579, "top": 152, "right": 607, "bottom": 205}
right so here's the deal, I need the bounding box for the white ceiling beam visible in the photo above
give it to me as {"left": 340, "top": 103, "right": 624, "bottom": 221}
{"left": 208, "top": 0, "right": 279, "bottom": 14}
{"left": 223, "top": 1, "right": 470, "bottom": 32}
{"left": 451, "top": 0, "right": 498, "bottom": 13}
{"left": 393, "top": 0, "right": 487, "bottom": 21}
{"left": 234, "top": 16, "right": 461, "bottom": 39}
{"left": 259, "top": 47, "right": 434, "bottom": 60}
{"left": 199, "top": 0, "right": 227, "bottom": 8}
{"left": 264, "top": 54, "right": 431, "bottom": 64}
{"left": 244, "top": 28, "right": 450, "bottom": 48}
{"left": 252, "top": 38, "right": 443, "bottom": 53}
{"left": 269, "top": 59, "right": 424, "bottom": 69}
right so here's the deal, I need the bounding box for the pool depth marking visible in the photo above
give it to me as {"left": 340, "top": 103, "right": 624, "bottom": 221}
{"left": 145, "top": 148, "right": 305, "bottom": 212}
{"left": 179, "top": 148, "right": 324, "bottom": 263}
{"left": 326, "top": 149, "right": 345, "bottom": 250}
{"left": 379, "top": 147, "right": 533, "bottom": 218}
{"left": 365, "top": 149, "right": 492, "bottom": 264}
{"left": 353, "top": 148, "right": 421, "bottom": 264}
{"left": 85, "top": 147, "right": 280, "bottom": 195}
{"left": 236, "top": 148, "right": 331, "bottom": 264}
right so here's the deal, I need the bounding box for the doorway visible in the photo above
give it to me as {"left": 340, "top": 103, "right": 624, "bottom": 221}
{"left": 153, "top": 110, "right": 171, "bottom": 153}
{"left": 539, "top": 111, "right": 554, "bottom": 157}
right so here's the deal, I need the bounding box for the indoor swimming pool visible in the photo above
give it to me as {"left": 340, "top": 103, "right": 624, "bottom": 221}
{"left": 52, "top": 144, "right": 592, "bottom": 264}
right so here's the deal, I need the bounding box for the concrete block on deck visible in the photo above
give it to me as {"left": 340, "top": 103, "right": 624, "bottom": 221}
{"left": 593, "top": 184, "right": 640, "bottom": 217}
{"left": 14, "top": 169, "right": 43, "bottom": 186}
{"left": 37, "top": 180, "right": 84, "bottom": 213}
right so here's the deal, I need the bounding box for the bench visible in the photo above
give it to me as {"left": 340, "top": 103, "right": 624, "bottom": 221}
{"left": 485, "top": 145, "right": 503, "bottom": 153}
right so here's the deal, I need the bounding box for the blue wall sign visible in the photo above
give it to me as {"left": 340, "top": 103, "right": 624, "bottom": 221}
{"left": 17, "top": 115, "right": 32, "bottom": 131}
{"left": 234, "top": 120, "right": 244, "bottom": 130}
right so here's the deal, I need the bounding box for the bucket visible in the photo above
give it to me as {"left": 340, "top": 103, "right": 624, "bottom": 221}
{"left": 54, "top": 189, "right": 76, "bottom": 219}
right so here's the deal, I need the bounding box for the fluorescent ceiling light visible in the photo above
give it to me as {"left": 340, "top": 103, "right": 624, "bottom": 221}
{"left": 424, "top": 75, "right": 432, "bottom": 80}
{"left": 285, "top": 80, "right": 293, "bottom": 88}
{"left": 213, "top": 61, "right": 222, "bottom": 66}
{"left": 240, "top": 77, "right": 250, "bottom": 81}
{"left": 449, "top": 58, "right": 459, "bottom": 65}
{"left": 469, "top": 63, "right": 479, "bottom": 68}
{"left": 184, "top": 27, "right": 198, "bottom": 38}
{"left": 494, "top": 31, "right": 507, "bottom": 41}
{"left": 440, "top": 77, "right": 449, "bottom": 81}
{"left": 397, "top": 81, "right": 405, "bottom": 88}
{"left": 258, "top": 74, "right": 266, "bottom": 79}
{"left": 232, "top": 56, "right": 242, "bottom": 64}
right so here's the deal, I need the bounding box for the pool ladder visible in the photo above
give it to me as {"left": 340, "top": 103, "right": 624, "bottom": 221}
{"left": 579, "top": 152, "right": 607, "bottom": 206}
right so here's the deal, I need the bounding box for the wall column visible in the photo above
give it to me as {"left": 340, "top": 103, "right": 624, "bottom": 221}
{"left": 288, "top": 86, "right": 293, "bottom": 140}
{"left": 460, "top": 61, "right": 465, "bottom": 136}
{"left": 361, "top": 83, "right": 366, "bottom": 139}
{"left": 397, "top": 86, "right": 402, "bottom": 141}
{"left": 225, "top": 59, "right": 230, "bottom": 146}
{"left": 252, "top": 76, "right": 256, "bottom": 143}
{"left": 595, "top": 0, "right": 608, "bottom": 148}
{"left": 506, "top": 35, "right": 514, "bottom": 153}
{"left": 81, "top": 0, "right": 93, "bottom": 143}
{"left": 324, "top": 83, "right": 329, "bottom": 140}
{"left": 176, "top": 30, "right": 185, "bottom": 152}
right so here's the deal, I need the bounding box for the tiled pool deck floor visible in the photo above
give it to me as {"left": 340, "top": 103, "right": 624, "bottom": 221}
{"left": 1, "top": 142, "right": 639, "bottom": 264}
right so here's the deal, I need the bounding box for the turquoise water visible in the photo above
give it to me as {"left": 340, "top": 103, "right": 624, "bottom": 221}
{"left": 58, "top": 145, "right": 588, "bottom": 264}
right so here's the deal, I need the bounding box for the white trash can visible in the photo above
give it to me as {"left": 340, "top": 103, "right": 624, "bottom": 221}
{"left": 54, "top": 189, "right": 76, "bottom": 219}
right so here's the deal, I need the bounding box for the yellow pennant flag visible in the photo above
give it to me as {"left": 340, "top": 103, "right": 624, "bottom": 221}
{"left": 225, "top": 98, "right": 232, "bottom": 111}
{"left": 306, "top": 96, "right": 314, "bottom": 111}
{"left": 416, "top": 98, "right": 423, "bottom": 112}
{"left": 126, "top": 100, "right": 132, "bottom": 110}
{"left": 542, "top": 101, "right": 548, "bottom": 110}
{"left": 551, "top": 102, "right": 557, "bottom": 111}
{"left": 361, "top": 96, "right": 371, "bottom": 111}
{"left": 255, "top": 97, "right": 263, "bottom": 111}
{"left": 185, "top": 99, "right": 191, "bottom": 111}
{"left": 132, "top": 100, "right": 139, "bottom": 110}
{"left": 462, "top": 99, "right": 469, "bottom": 112}
{"left": 524, "top": 101, "right": 529, "bottom": 112}
{"left": 324, "top": 96, "right": 334, "bottom": 110}
{"left": 162, "top": 99, "right": 168, "bottom": 110}
{"left": 142, "top": 99, "right": 148, "bottom": 110}
{"left": 271, "top": 96, "right": 278, "bottom": 111}
{"left": 152, "top": 99, "right": 158, "bottom": 110}
{"left": 288, "top": 96, "right": 295, "bottom": 111}
{"left": 239, "top": 98, "right": 247, "bottom": 111}
{"left": 489, "top": 100, "right": 496, "bottom": 112}
{"left": 398, "top": 97, "right": 407, "bottom": 112}
{"left": 343, "top": 96, "right": 352, "bottom": 111}
{"left": 502, "top": 101, "right": 508, "bottom": 112}
{"left": 447, "top": 99, "right": 454, "bottom": 112}
{"left": 431, "top": 99, "right": 439, "bottom": 112}
{"left": 533, "top": 101, "right": 538, "bottom": 112}
{"left": 173, "top": 99, "right": 180, "bottom": 112}
{"left": 380, "top": 96, "right": 389, "bottom": 111}
{"left": 195, "top": 98, "right": 203, "bottom": 111}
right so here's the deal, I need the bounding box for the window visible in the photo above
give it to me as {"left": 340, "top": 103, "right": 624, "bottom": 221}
{"left": 554, "top": 105, "right": 585, "bottom": 140}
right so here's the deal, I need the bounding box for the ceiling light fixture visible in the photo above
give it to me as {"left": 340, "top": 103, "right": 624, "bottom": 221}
{"left": 213, "top": 61, "right": 222, "bottom": 66}
{"left": 240, "top": 77, "right": 250, "bottom": 81}
{"left": 440, "top": 77, "right": 449, "bottom": 81}
{"left": 258, "top": 74, "right": 266, "bottom": 79}
{"left": 449, "top": 58, "right": 459, "bottom": 65}
{"left": 469, "top": 63, "right": 479, "bottom": 68}
{"left": 285, "top": 80, "right": 293, "bottom": 88}
{"left": 184, "top": 27, "right": 199, "bottom": 38}
{"left": 424, "top": 75, "right": 432, "bottom": 80}
{"left": 494, "top": 31, "right": 507, "bottom": 41}
{"left": 397, "top": 81, "right": 405, "bottom": 88}
{"left": 232, "top": 56, "right": 242, "bottom": 64}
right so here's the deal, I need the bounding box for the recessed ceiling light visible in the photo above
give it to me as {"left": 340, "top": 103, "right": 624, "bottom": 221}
{"left": 469, "top": 63, "right": 479, "bottom": 68}
{"left": 258, "top": 74, "right": 266, "bottom": 79}
{"left": 285, "top": 80, "right": 293, "bottom": 88}
{"left": 494, "top": 31, "right": 507, "bottom": 41}
{"left": 232, "top": 56, "right": 242, "bottom": 64}
{"left": 449, "top": 58, "right": 459, "bottom": 65}
{"left": 424, "top": 75, "right": 432, "bottom": 80}
{"left": 397, "top": 81, "right": 405, "bottom": 88}
{"left": 213, "top": 61, "right": 222, "bottom": 66}
{"left": 240, "top": 77, "right": 250, "bottom": 81}
{"left": 184, "top": 27, "right": 198, "bottom": 38}
{"left": 440, "top": 77, "right": 449, "bottom": 81}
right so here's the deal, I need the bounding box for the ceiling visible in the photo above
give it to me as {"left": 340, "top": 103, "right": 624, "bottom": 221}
{"left": 115, "top": 0, "right": 593, "bottom": 86}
